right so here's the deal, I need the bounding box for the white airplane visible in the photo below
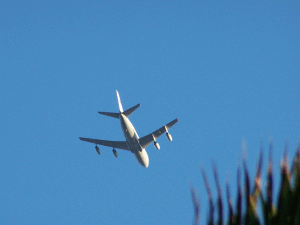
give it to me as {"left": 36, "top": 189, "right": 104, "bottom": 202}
{"left": 79, "top": 90, "right": 178, "bottom": 168}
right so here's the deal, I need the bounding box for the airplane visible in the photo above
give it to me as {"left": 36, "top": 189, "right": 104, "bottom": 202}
{"left": 79, "top": 90, "right": 178, "bottom": 168}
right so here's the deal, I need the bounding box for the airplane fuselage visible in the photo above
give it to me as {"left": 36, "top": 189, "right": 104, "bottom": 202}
{"left": 119, "top": 114, "right": 149, "bottom": 167}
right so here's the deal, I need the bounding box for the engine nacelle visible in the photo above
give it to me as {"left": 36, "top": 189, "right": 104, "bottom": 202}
{"left": 95, "top": 146, "right": 101, "bottom": 155}
{"left": 166, "top": 132, "right": 172, "bottom": 141}
{"left": 113, "top": 149, "right": 118, "bottom": 158}
{"left": 154, "top": 141, "right": 160, "bottom": 150}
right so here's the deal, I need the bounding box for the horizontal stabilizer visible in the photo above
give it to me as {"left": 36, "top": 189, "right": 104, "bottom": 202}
{"left": 98, "top": 111, "right": 120, "bottom": 118}
{"left": 123, "top": 103, "right": 141, "bottom": 117}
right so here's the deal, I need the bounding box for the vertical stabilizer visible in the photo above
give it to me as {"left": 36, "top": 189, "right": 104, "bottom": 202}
{"left": 116, "top": 90, "right": 124, "bottom": 113}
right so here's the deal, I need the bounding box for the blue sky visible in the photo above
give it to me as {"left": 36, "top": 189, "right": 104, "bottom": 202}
{"left": 1, "top": 1, "right": 299, "bottom": 224}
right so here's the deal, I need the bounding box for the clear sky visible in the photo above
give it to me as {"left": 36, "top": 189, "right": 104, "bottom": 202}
{"left": 1, "top": 1, "right": 299, "bottom": 224}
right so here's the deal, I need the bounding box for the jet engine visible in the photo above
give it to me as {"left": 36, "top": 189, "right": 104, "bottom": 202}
{"left": 154, "top": 141, "right": 160, "bottom": 150}
{"left": 113, "top": 149, "right": 118, "bottom": 158}
{"left": 166, "top": 132, "right": 172, "bottom": 141}
{"left": 95, "top": 145, "right": 101, "bottom": 155}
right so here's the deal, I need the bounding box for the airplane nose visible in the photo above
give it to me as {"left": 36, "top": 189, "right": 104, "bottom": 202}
{"left": 135, "top": 149, "right": 149, "bottom": 168}
{"left": 144, "top": 160, "right": 149, "bottom": 168}
{"left": 141, "top": 151, "right": 149, "bottom": 168}
{"left": 143, "top": 153, "right": 149, "bottom": 168}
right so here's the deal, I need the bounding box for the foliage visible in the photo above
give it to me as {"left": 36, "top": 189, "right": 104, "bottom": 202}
{"left": 191, "top": 142, "right": 300, "bottom": 225}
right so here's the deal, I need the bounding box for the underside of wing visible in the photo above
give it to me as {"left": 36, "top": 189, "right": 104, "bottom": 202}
{"left": 138, "top": 118, "right": 178, "bottom": 149}
{"left": 79, "top": 137, "right": 130, "bottom": 151}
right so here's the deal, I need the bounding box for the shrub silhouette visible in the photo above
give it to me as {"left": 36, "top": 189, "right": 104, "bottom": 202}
{"left": 191, "top": 141, "right": 300, "bottom": 225}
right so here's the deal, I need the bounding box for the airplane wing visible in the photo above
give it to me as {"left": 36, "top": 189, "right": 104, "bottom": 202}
{"left": 138, "top": 118, "right": 178, "bottom": 149}
{"left": 79, "top": 137, "right": 130, "bottom": 151}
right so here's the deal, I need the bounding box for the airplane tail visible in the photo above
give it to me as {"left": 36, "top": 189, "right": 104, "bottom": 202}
{"left": 98, "top": 91, "right": 140, "bottom": 118}
{"left": 116, "top": 90, "right": 124, "bottom": 113}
